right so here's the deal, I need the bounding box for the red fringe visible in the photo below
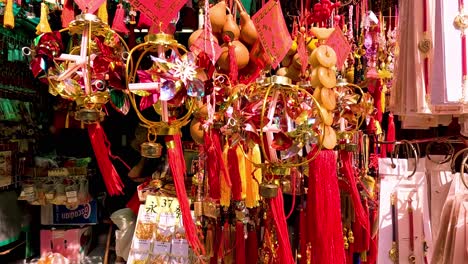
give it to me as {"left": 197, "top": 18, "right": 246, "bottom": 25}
{"left": 204, "top": 131, "right": 221, "bottom": 199}
{"left": 386, "top": 113, "right": 396, "bottom": 152}
{"left": 223, "top": 35, "right": 238, "bottom": 85}
{"left": 165, "top": 135, "right": 204, "bottom": 256}
{"left": 306, "top": 149, "right": 346, "bottom": 264}
{"left": 299, "top": 210, "right": 307, "bottom": 264}
{"left": 88, "top": 123, "right": 124, "bottom": 196}
{"left": 213, "top": 130, "right": 231, "bottom": 187}
{"left": 61, "top": 0, "right": 75, "bottom": 28}
{"left": 246, "top": 226, "right": 258, "bottom": 263}
{"left": 112, "top": 4, "right": 129, "bottom": 34}
{"left": 227, "top": 145, "right": 242, "bottom": 201}
{"left": 235, "top": 221, "right": 246, "bottom": 264}
{"left": 269, "top": 188, "right": 295, "bottom": 264}
{"left": 211, "top": 223, "right": 223, "bottom": 264}
{"left": 339, "top": 150, "right": 369, "bottom": 236}
{"left": 369, "top": 80, "right": 383, "bottom": 123}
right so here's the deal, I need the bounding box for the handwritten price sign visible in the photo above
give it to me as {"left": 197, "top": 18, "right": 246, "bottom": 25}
{"left": 128, "top": 0, "right": 186, "bottom": 31}
{"left": 145, "top": 195, "right": 181, "bottom": 218}
{"left": 252, "top": 0, "right": 292, "bottom": 69}
{"left": 325, "top": 27, "right": 351, "bottom": 70}
{"left": 74, "top": 0, "right": 106, "bottom": 14}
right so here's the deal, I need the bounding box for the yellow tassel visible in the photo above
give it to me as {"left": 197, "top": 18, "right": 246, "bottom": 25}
{"left": 236, "top": 145, "right": 247, "bottom": 200}
{"left": 245, "top": 147, "right": 255, "bottom": 208}
{"left": 3, "top": 0, "right": 14, "bottom": 29}
{"left": 381, "top": 84, "right": 387, "bottom": 113}
{"left": 65, "top": 112, "right": 70, "bottom": 129}
{"left": 246, "top": 144, "right": 262, "bottom": 208}
{"left": 220, "top": 143, "right": 231, "bottom": 207}
{"left": 97, "top": 1, "right": 108, "bottom": 24}
{"left": 36, "top": 2, "right": 52, "bottom": 35}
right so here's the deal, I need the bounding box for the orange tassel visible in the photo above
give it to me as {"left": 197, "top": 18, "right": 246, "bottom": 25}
{"left": 3, "top": 0, "right": 14, "bottom": 29}
{"left": 97, "top": 1, "right": 108, "bottom": 24}
{"left": 36, "top": 2, "right": 52, "bottom": 35}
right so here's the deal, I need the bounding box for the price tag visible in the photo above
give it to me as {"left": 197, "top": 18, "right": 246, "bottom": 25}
{"left": 325, "top": 27, "right": 352, "bottom": 70}
{"left": 145, "top": 195, "right": 181, "bottom": 217}
{"left": 153, "top": 241, "right": 171, "bottom": 254}
{"left": 171, "top": 239, "right": 189, "bottom": 257}
{"left": 66, "top": 190, "right": 78, "bottom": 203}
{"left": 132, "top": 239, "right": 151, "bottom": 252}
{"left": 252, "top": 0, "right": 292, "bottom": 68}
{"left": 74, "top": 0, "right": 105, "bottom": 14}
{"left": 128, "top": 0, "right": 186, "bottom": 32}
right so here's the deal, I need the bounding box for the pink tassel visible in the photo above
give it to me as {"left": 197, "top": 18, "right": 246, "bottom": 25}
{"left": 62, "top": 0, "right": 75, "bottom": 28}
{"left": 88, "top": 123, "right": 124, "bottom": 196}
{"left": 269, "top": 188, "right": 295, "bottom": 264}
{"left": 112, "top": 4, "right": 129, "bottom": 34}
{"left": 204, "top": 131, "right": 221, "bottom": 199}
{"left": 306, "top": 148, "right": 346, "bottom": 264}
{"left": 166, "top": 135, "right": 204, "bottom": 256}
{"left": 235, "top": 221, "right": 246, "bottom": 264}
{"left": 227, "top": 145, "right": 242, "bottom": 201}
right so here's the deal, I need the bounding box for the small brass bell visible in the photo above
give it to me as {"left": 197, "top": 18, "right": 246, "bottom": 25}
{"left": 74, "top": 108, "right": 103, "bottom": 124}
{"left": 140, "top": 142, "right": 163, "bottom": 158}
{"left": 259, "top": 183, "right": 279, "bottom": 198}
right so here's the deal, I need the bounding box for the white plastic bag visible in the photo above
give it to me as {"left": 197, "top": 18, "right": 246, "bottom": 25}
{"left": 110, "top": 208, "right": 137, "bottom": 261}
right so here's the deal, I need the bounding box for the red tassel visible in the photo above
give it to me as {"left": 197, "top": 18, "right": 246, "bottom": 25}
{"left": 166, "top": 135, "right": 204, "bottom": 256}
{"left": 204, "top": 131, "right": 221, "bottom": 199}
{"left": 235, "top": 221, "right": 246, "bottom": 264}
{"left": 62, "top": 0, "right": 75, "bottom": 28}
{"left": 386, "top": 113, "right": 396, "bottom": 152}
{"left": 227, "top": 145, "right": 242, "bottom": 201}
{"left": 269, "top": 188, "right": 295, "bottom": 264}
{"left": 246, "top": 226, "right": 258, "bottom": 263}
{"left": 223, "top": 35, "right": 238, "bottom": 84}
{"left": 88, "top": 123, "right": 124, "bottom": 196}
{"left": 339, "top": 150, "right": 369, "bottom": 235}
{"left": 112, "top": 4, "right": 129, "bottom": 34}
{"left": 306, "top": 149, "right": 346, "bottom": 264}
{"left": 369, "top": 80, "right": 383, "bottom": 123}
{"left": 211, "top": 223, "right": 223, "bottom": 264}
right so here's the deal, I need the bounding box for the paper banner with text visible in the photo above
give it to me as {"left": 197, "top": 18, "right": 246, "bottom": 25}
{"left": 129, "top": 0, "right": 187, "bottom": 32}
{"left": 74, "top": 0, "right": 106, "bottom": 14}
{"left": 252, "top": 0, "right": 292, "bottom": 69}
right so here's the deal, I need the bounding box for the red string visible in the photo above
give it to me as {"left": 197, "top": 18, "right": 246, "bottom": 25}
{"left": 340, "top": 150, "right": 369, "bottom": 234}
{"left": 235, "top": 221, "right": 246, "bottom": 264}
{"left": 386, "top": 113, "right": 396, "bottom": 152}
{"left": 269, "top": 188, "right": 295, "bottom": 264}
{"left": 299, "top": 209, "right": 307, "bottom": 264}
{"left": 285, "top": 168, "right": 297, "bottom": 219}
{"left": 88, "top": 123, "right": 124, "bottom": 196}
{"left": 227, "top": 145, "right": 242, "bottom": 201}
{"left": 166, "top": 135, "right": 205, "bottom": 256}
{"left": 223, "top": 35, "right": 238, "bottom": 85}
{"left": 212, "top": 130, "right": 232, "bottom": 187}
{"left": 306, "top": 148, "right": 346, "bottom": 264}
{"left": 204, "top": 131, "right": 221, "bottom": 199}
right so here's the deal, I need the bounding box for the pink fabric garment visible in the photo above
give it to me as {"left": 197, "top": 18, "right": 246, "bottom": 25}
{"left": 392, "top": 0, "right": 431, "bottom": 115}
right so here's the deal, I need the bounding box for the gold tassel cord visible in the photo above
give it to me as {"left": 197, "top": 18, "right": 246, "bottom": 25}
{"left": 3, "top": 0, "right": 14, "bottom": 29}
{"left": 36, "top": 2, "right": 52, "bottom": 35}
